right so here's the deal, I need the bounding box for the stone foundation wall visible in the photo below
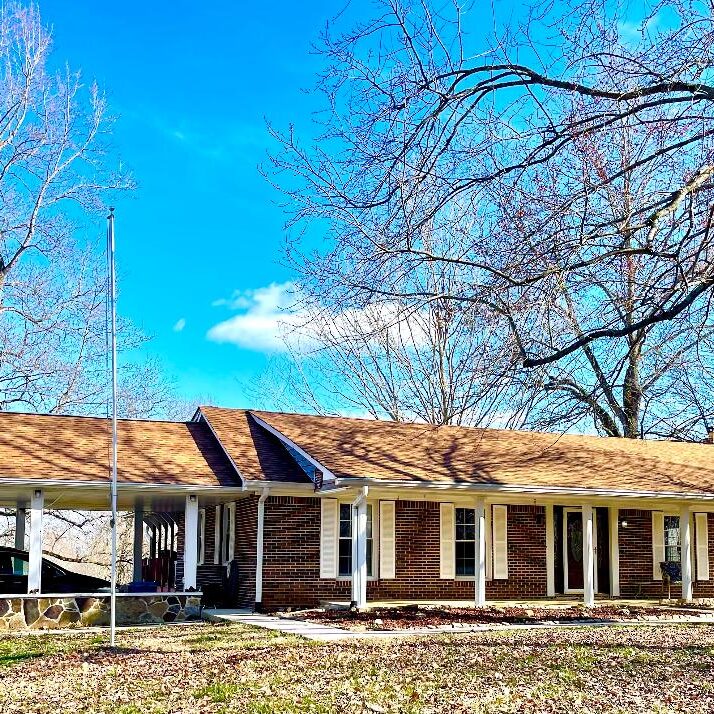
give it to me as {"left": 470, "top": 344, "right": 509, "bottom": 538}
{"left": 0, "top": 594, "right": 202, "bottom": 630}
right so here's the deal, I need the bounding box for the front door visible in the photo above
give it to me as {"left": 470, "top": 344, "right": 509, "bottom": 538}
{"left": 564, "top": 508, "right": 584, "bottom": 592}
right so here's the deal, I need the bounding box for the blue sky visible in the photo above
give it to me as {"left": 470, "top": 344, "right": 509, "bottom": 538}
{"left": 40, "top": 0, "right": 342, "bottom": 408}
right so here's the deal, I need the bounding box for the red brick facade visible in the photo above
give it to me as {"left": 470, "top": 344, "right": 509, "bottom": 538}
{"left": 187, "top": 497, "right": 713, "bottom": 608}
{"left": 259, "top": 498, "right": 547, "bottom": 608}
{"left": 618, "top": 509, "right": 714, "bottom": 599}
{"left": 234, "top": 497, "right": 258, "bottom": 608}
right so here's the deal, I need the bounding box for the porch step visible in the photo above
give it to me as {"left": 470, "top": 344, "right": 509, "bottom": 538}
{"left": 319, "top": 600, "right": 351, "bottom": 611}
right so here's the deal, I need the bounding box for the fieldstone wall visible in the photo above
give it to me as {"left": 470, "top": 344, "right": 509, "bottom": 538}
{"left": 0, "top": 594, "right": 202, "bottom": 630}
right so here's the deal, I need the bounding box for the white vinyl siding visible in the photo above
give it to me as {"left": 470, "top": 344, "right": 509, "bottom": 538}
{"left": 492, "top": 505, "right": 508, "bottom": 580}
{"left": 696, "top": 513, "right": 710, "bottom": 581}
{"left": 439, "top": 503, "right": 455, "bottom": 579}
{"left": 379, "top": 501, "right": 396, "bottom": 579}
{"left": 320, "top": 499, "right": 338, "bottom": 579}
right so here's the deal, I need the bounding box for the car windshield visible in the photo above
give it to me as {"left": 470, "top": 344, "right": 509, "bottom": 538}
{"left": 0, "top": 552, "right": 28, "bottom": 576}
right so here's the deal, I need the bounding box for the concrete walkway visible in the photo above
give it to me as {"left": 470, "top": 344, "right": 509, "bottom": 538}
{"left": 202, "top": 609, "right": 350, "bottom": 641}
{"left": 202, "top": 608, "right": 714, "bottom": 642}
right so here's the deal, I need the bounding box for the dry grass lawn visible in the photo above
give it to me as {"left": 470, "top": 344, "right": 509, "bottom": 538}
{"left": 0, "top": 622, "right": 713, "bottom": 713}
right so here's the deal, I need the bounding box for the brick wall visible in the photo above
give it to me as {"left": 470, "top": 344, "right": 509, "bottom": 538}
{"left": 260, "top": 498, "right": 547, "bottom": 608}
{"left": 234, "top": 497, "right": 258, "bottom": 608}
{"left": 618, "top": 509, "right": 714, "bottom": 598}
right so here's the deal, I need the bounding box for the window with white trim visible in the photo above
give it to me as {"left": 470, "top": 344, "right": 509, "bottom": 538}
{"left": 455, "top": 508, "right": 476, "bottom": 576}
{"left": 337, "top": 502, "right": 374, "bottom": 578}
{"left": 664, "top": 515, "right": 681, "bottom": 562}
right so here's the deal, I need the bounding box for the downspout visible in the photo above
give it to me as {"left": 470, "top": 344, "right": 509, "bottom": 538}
{"left": 254, "top": 488, "right": 270, "bottom": 612}
{"left": 350, "top": 486, "right": 369, "bottom": 609}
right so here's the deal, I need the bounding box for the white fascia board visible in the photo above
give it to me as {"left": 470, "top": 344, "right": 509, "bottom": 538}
{"left": 0, "top": 478, "right": 246, "bottom": 494}
{"left": 242, "top": 480, "right": 315, "bottom": 497}
{"left": 332, "top": 477, "right": 714, "bottom": 502}
{"left": 249, "top": 413, "right": 337, "bottom": 483}
{"left": 195, "top": 410, "right": 246, "bottom": 488}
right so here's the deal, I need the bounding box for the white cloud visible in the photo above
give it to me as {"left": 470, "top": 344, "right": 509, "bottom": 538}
{"left": 207, "top": 282, "right": 305, "bottom": 352}
{"left": 207, "top": 281, "right": 432, "bottom": 355}
{"left": 173, "top": 318, "right": 186, "bottom": 332}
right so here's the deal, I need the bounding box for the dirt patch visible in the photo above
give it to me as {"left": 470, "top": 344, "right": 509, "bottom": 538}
{"left": 285, "top": 603, "right": 708, "bottom": 630}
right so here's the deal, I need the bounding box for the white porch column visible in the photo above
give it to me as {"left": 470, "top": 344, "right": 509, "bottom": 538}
{"left": 609, "top": 507, "right": 620, "bottom": 597}
{"left": 14, "top": 504, "right": 26, "bottom": 551}
{"left": 351, "top": 487, "right": 368, "bottom": 609}
{"left": 28, "top": 489, "right": 43, "bottom": 594}
{"left": 475, "top": 497, "right": 487, "bottom": 607}
{"left": 680, "top": 505, "right": 693, "bottom": 602}
{"left": 133, "top": 504, "right": 144, "bottom": 583}
{"left": 582, "top": 505, "right": 595, "bottom": 607}
{"left": 255, "top": 489, "right": 269, "bottom": 610}
{"left": 184, "top": 494, "right": 199, "bottom": 590}
{"left": 545, "top": 504, "right": 555, "bottom": 597}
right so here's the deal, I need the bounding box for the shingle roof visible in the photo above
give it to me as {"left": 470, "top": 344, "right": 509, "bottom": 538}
{"left": 0, "top": 412, "right": 239, "bottom": 487}
{"left": 247, "top": 410, "right": 714, "bottom": 495}
{"left": 198, "top": 407, "right": 311, "bottom": 484}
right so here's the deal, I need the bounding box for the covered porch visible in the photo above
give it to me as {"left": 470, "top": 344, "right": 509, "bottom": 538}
{"left": 338, "top": 486, "right": 712, "bottom": 611}
{"left": 0, "top": 482, "right": 243, "bottom": 628}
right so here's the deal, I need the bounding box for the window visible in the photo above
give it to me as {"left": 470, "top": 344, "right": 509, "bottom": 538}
{"left": 337, "top": 503, "right": 374, "bottom": 578}
{"left": 198, "top": 509, "right": 206, "bottom": 565}
{"left": 664, "top": 515, "right": 681, "bottom": 562}
{"left": 455, "top": 508, "right": 476, "bottom": 576}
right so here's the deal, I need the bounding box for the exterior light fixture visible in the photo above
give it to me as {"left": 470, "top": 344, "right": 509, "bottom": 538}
{"left": 620, "top": 519, "right": 629, "bottom": 528}
{"left": 33, "top": 489, "right": 41, "bottom": 499}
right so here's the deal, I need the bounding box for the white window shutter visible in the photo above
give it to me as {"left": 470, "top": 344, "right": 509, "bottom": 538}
{"left": 652, "top": 511, "right": 664, "bottom": 580}
{"left": 379, "top": 501, "right": 396, "bottom": 579}
{"left": 492, "top": 505, "right": 508, "bottom": 579}
{"left": 440, "top": 503, "right": 455, "bottom": 579}
{"left": 320, "top": 499, "right": 338, "bottom": 579}
{"left": 696, "top": 513, "right": 710, "bottom": 581}
{"left": 485, "top": 504, "right": 492, "bottom": 581}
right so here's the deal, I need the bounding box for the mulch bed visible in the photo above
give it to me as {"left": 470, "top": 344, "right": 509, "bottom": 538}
{"left": 287, "top": 604, "right": 706, "bottom": 630}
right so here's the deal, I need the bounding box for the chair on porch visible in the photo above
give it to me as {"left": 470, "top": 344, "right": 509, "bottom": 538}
{"left": 660, "top": 561, "right": 682, "bottom": 600}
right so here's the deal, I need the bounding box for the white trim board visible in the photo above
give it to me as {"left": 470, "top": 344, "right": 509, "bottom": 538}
{"left": 332, "top": 478, "right": 714, "bottom": 502}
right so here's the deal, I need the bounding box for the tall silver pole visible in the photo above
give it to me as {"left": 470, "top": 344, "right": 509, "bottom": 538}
{"left": 107, "top": 208, "right": 119, "bottom": 647}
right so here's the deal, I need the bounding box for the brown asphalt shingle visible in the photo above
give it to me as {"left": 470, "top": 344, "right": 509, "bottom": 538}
{"left": 246, "top": 409, "right": 714, "bottom": 495}
{"left": 0, "top": 412, "right": 239, "bottom": 486}
{"left": 198, "top": 407, "right": 310, "bottom": 483}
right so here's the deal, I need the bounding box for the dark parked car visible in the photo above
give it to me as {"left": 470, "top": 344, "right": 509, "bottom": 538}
{"left": 0, "top": 546, "right": 110, "bottom": 594}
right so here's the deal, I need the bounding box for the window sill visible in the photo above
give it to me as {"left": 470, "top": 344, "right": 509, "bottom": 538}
{"left": 455, "top": 576, "right": 494, "bottom": 582}
{"left": 336, "top": 576, "right": 378, "bottom": 582}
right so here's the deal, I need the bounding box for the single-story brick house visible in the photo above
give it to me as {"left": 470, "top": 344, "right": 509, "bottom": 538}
{"left": 1, "top": 406, "right": 714, "bottom": 612}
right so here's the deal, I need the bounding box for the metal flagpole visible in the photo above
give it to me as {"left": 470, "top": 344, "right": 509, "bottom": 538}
{"left": 107, "top": 208, "right": 119, "bottom": 647}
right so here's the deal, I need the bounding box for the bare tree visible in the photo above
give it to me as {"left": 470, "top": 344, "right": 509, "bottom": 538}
{"left": 0, "top": 3, "right": 180, "bottom": 576}
{"left": 269, "top": 0, "right": 714, "bottom": 439}
{"left": 260, "top": 249, "right": 528, "bottom": 427}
